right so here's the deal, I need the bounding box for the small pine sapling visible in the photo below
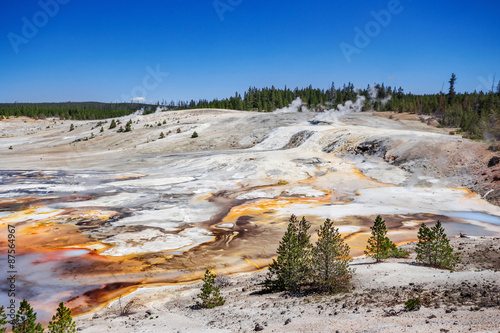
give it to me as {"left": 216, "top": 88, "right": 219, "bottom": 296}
{"left": 0, "top": 306, "right": 7, "bottom": 333}
{"left": 365, "top": 215, "right": 394, "bottom": 262}
{"left": 196, "top": 270, "right": 225, "bottom": 309}
{"left": 47, "top": 302, "right": 77, "bottom": 333}
{"left": 124, "top": 120, "right": 132, "bottom": 132}
{"left": 11, "top": 299, "right": 44, "bottom": 333}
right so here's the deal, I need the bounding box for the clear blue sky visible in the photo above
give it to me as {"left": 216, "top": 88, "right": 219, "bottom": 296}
{"left": 1, "top": 0, "right": 499, "bottom": 103}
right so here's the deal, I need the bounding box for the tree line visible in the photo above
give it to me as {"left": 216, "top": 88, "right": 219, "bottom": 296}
{"left": 0, "top": 102, "right": 158, "bottom": 120}
{"left": 2, "top": 75, "right": 500, "bottom": 139}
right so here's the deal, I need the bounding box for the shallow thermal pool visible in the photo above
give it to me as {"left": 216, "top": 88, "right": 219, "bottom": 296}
{"left": 440, "top": 211, "right": 500, "bottom": 225}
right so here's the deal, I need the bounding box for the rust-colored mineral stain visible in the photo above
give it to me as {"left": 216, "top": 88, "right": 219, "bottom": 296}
{"left": 67, "top": 283, "right": 140, "bottom": 317}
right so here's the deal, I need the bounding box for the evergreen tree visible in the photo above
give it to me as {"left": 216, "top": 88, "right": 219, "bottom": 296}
{"left": 365, "top": 215, "right": 394, "bottom": 262}
{"left": 196, "top": 270, "right": 225, "bottom": 309}
{"left": 415, "top": 221, "right": 459, "bottom": 269}
{"left": 311, "top": 218, "right": 354, "bottom": 293}
{"left": 124, "top": 120, "right": 132, "bottom": 132}
{"left": 191, "top": 131, "right": 198, "bottom": 138}
{"left": 415, "top": 223, "right": 433, "bottom": 265}
{"left": 11, "top": 299, "right": 44, "bottom": 333}
{"left": 264, "top": 215, "right": 312, "bottom": 293}
{"left": 69, "top": 124, "right": 74, "bottom": 132}
{"left": 159, "top": 132, "right": 165, "bottom": 139}
{"left": 448, "top": 73, "right": 457, "bottom": 104}
{"left": 100, "top": 126, "right": 104, "bottom": 133}
{"left": 109, "top": 119, "right": 117, "bottom": 129}
{"left": 0, "top": 306, "right": 7, "bottom": 333}
{"left": 47, "top": 302, "right": 76, "bottom": 333}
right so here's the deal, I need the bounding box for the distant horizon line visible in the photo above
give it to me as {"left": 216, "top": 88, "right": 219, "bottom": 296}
{"left": 2, "top": 81, "right": 498, "bottom": 105}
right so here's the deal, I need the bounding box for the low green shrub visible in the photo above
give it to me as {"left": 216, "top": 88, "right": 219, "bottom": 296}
{"left": 404, "top": 297, "right": 420, "bottom": 311}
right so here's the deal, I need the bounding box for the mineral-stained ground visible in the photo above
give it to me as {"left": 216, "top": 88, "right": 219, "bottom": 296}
{"left": 1, "top": 108, "right": 499, "bottom": 330}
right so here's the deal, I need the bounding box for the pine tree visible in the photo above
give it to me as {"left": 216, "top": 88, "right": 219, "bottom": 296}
{"left": 109, "top": 119, "right": 117, "bottom": 129}
{"left": 159, "top": 132, "right": 165, "bottom": 139}
{"left": 196, "top": 270, "right": 225, "bottom": 309}
{"left": 0, "top": 306, "right": 7, "bottom": 333}
{"left": 416, "top": 221, "right": 459, "bottom": 269}
{"left": 69, "top": 124, "right": 74, "bottom": 132}
{"left": 11, "top": 299, "right": 44, "bottom": 333}
{"left": 124, "top": 120, "right": 132, "bottom": 132}
{"left": 448, "top": 73, "right": 457, "bottom": 105}
{"left": 415, "top": 223, "right": 433, "bottom": 265}
{"left": 191, "top": 131, "right": 198, "bottom": 138}
{"left": 47, "top": 302, "right": 76, "bottom": 333}
{"left": 264, "top": 215, "right": 312, "bottom": 293}
{"left": 365, "top": 215, "right": 394, "bottom": 262}
{"left": 311, "top": 218, "right": 354, "bottom": 293}
{"left": 100, "top": 126, "right": 104, "bottom": 133}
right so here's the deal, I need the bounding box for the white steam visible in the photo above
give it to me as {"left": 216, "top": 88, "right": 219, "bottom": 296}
{"left": 380, "top": 95, "right": 392, "bottom": 105}
{"left": 274, "top": 85, "right": 392, "bottom": 124}
{"left": 274, "top": 98, "right": 309, "bottom": 114}
{"left": 132, "top": 108, "right": 145, "bottom": 116}
{"left": 368, "top": 85, "right": 378, "bottom": 100}
{"left": 368, "top": 84, "right": 392, "bottom": 106}
{"left": 312, "top": 93, "right": 366, "bottom": 124}
{"left": 132, "top": 106, "right": 165, "bottom": 117}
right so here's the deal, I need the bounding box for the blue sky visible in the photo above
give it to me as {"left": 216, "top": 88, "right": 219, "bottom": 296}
{"left": 0, "top": 0, "right": 499, "bottom": 103}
